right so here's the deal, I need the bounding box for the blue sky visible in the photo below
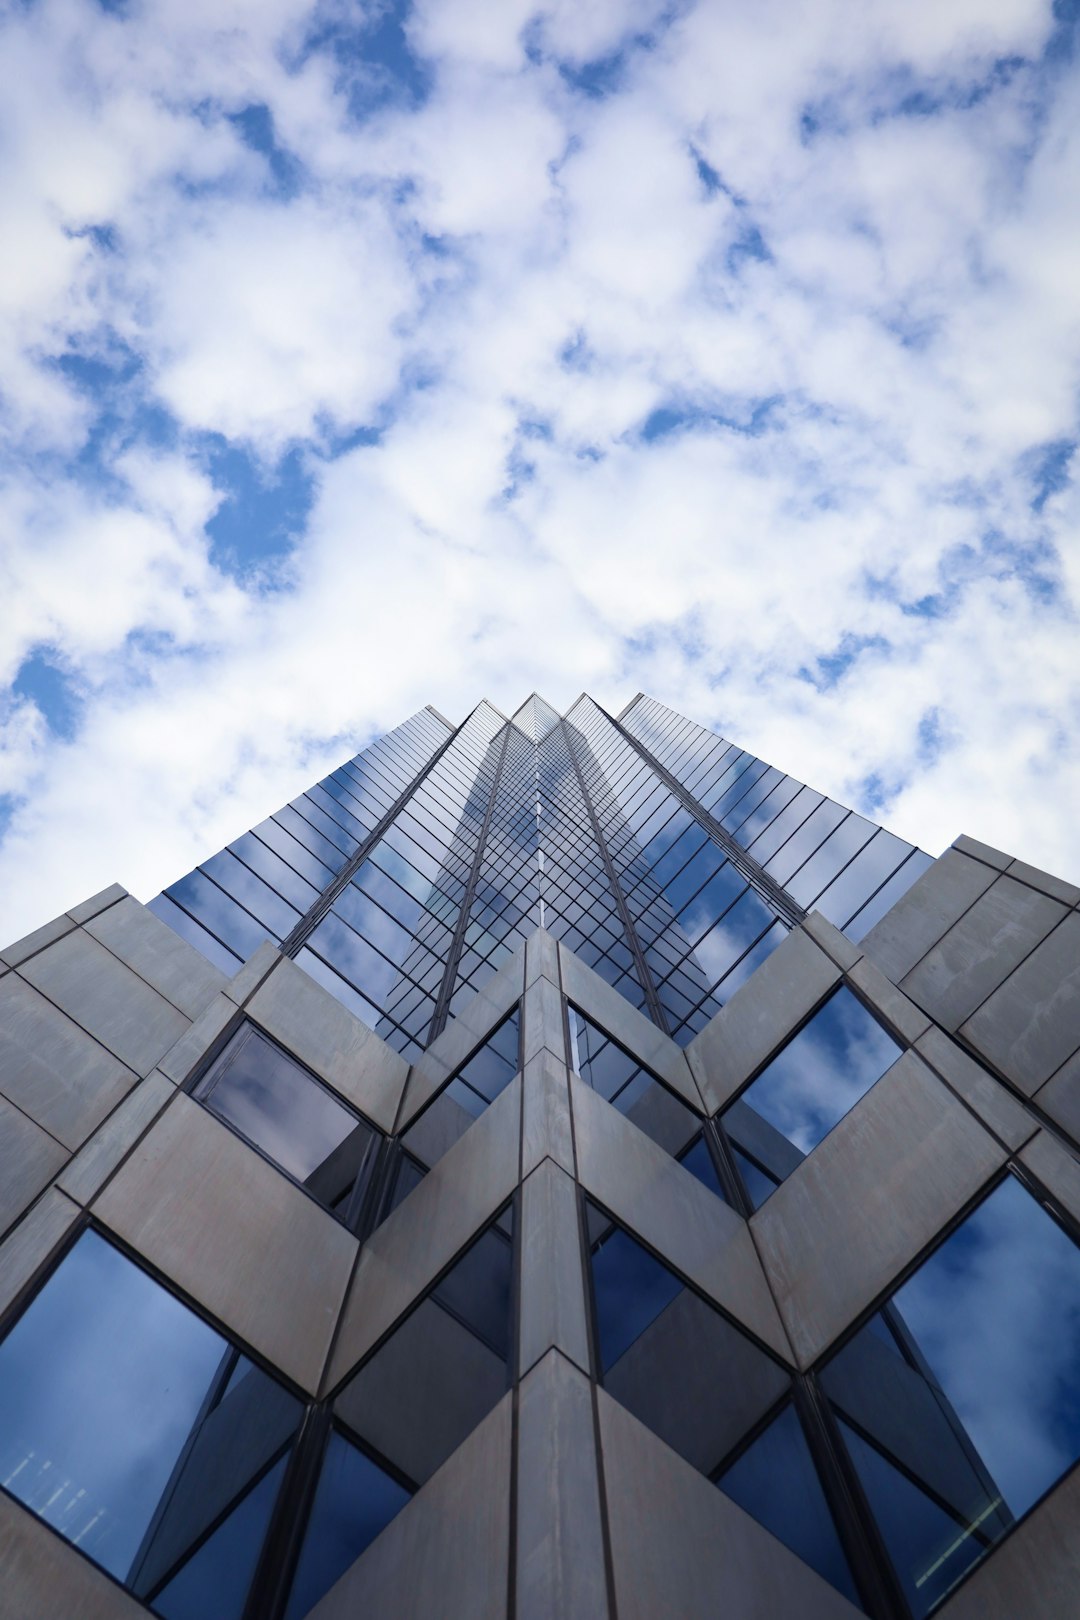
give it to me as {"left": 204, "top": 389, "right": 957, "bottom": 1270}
{"left": 1, "top": 0, "right": 1079, "bottom": 937}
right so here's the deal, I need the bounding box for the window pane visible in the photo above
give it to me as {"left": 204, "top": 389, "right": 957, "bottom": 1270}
{"left": 155, "top": 1453, "right": 288, "bottom": 1620}
{"left": 825, "top": 1176, "right": 1080, "bottom": 1613}
{"left": 195, "top": 1025, "right": 377, "bottom": 1210}
{"left": 724, "top": 988, "right": 901, "bottom": 1199}
{"left": 0, "top": 1231, "right": 301, "bottom": 1605}
{"left": 334, "top": 1211, "right": 514, "bottom": 1486}
{"left": 718, "top": 1404, "right": 860, "bottom": 1606}
{"left": 284, "top": 1432, "right": 411, "bottom": 1620}
{"left": 588, "top": 1205, "right": 791, "bottom": 1476}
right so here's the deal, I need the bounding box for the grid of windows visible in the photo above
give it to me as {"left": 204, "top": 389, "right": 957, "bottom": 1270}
{"left": 619, "top": 694, "right": 932, "bottom": 944}
{"left": 150, "top": 707, "right": 452, "bottom": 975}
{"left": 297, "top": 703, "right": 505, "bottom": 1058}
{"left": 152, "top": 694, "right": 934, "bottom": 1060}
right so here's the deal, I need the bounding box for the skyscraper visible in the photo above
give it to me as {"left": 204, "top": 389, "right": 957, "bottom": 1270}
{"left": 1, "top": 692, "right": 1078, "bottom": 1619}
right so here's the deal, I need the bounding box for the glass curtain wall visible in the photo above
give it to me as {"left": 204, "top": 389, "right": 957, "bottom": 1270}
{"left": 152, "top": 694, "right": 931, "bottom": 1055}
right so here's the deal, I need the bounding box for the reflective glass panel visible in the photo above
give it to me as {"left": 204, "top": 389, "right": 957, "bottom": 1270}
{"left": 0, "top": 1231, "right": 301, "bottom": 1608}
{"left": 334, "top": 1209, "right": 514, "bottom": 1487}
{"left": 569, "top": 1006, "right": 702, "bottom": 1161}
{"left": 587, "top": 1203, "right": 791, "bottom": 1480}
{"left": 824, "top": 1175, "right": 1080, "bottom": 1614}
{"left": 398, "top": 1011, "right": 520, "bottom": 1183}
{"left": 718, "top": 1404, "right": 861, "bottom": 1606}
{"left": 284, "top": 1431, "right": 411, "bottom": 1620}
{"left": 194, "top": 1024, "right": 379, "bottom": 1216}
{"left": 723, "top": 988, "right": 901, "bottom": 1203}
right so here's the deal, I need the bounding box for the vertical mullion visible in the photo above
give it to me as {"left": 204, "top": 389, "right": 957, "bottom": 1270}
{"left": 279, "top": 714, "right": 470, "bottom": 959}
{"left": 599, "top": 703, "right": 806, "bottom": 928}
{"left": 559, "top": 719, "right": 671, "bottom": 1035}
{"left": 426, "top": 722, "right": 515, "bottom": 1043}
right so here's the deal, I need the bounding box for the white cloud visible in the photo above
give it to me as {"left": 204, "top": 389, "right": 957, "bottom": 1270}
{"left": 0, "top": 0, "right": 1078, "bottom": 944}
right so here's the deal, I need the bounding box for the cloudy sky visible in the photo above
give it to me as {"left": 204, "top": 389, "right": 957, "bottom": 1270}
{"left": 1, "top": 0, "right": 1078, "bottom": 941}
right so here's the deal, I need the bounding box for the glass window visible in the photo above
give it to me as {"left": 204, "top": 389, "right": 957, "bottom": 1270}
{"left": 676, "top": 1132, "right": 728, "bottom": 1201}
{"left": 333, "top": 1210, "right": 514, "bottom": 1487}
{"left": 397, "top": 1011, "right": 520, "bottom": 1184}
{"left": 569, "top": 1006, "right": 702, "bottom": 1162}
{"left": 823, "top": 1175, "right": 1080, "bottom": 1614}
{"left": 194, "top": 1024, "right": 379, "bottom": 1218}
{"left": 284, "top": 1431, "right": 411, "bottom": 1620}
{"left": 718, "top": 1403, "right": 860, "bottom": 1606}
{"left": 0, "top": 1230, "right": 302, "bottom": 1612}
{"left": 723, "top": 988, "right": 901, "bottom": 1207}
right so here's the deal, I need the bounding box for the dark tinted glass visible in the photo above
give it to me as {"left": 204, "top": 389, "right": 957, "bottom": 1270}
{"left": 284, "top": 1432, "right": 411, "bottom": 1620}
{"left": 569, "top": 1006, "right": 701, "bottom": 1160}
{"left": 194, "top": 1024, "right": 378, "bottom": 1214}
{"left": 824, "top": 1175, "right": 1080, "bottom": 1614}
{"left": 588, "top": 1204, "right": 791, "bottom": 1478}
{"left": 334, "top": 1209, "right": 514, "bottom": 1487}
{"left": 0, "top": 1231, "right": 301, "bottom": 1607}
{"left": 677, "top": 1132, "right": 727, "bottom": 1201}
{"left": 155, "top": 1452, "right": 288, "bottom": 1620}
{"left": 718, "top": 1404, "right": 860, "bottom": 1605}
{"left": 590, "top": 1217, "right": 684, "bottom": 1373}
{"left": 398, "top": 1011, "right": 520, "bottom": 1182}
{"left": 724, "top": 988, "right": 901, "bottom": 1202}
{"left": 449, "top": 1010, "right": 520, "bottom": 1110}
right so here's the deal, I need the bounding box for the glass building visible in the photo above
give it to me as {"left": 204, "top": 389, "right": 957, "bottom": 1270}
{"left": 1, "top": 692, "right": 1079, "bottom": 1620}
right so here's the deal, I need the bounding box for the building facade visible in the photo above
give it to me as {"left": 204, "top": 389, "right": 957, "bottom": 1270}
{"left": 0, "top": 692, "right": 1079, "bottom": 1619}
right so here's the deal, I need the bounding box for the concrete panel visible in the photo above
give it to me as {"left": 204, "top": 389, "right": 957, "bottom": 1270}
{"left": 900, "top": 877, "right": 1067, "bottom": 1032}
{"left": 57, "top": 1072, "right": 175, "bottom": 1205}
{"left": 308, "top": 1391, "right": 512, "bottom": 1620}
{"left": 861, "top": 849, "right": 999, "bottom": 983}
{"left": 85, "top": 895, "right": 227, "bottom": 1018}
{"left": 1034, "top": 1052, "right": 1080, "bottom": 1148}
{"left": 404, "top": 942, "right": 525, "bottom": 1115}
{"left": 519, "top": 1159, "right": 590, "bottom": 1377}
{"left": 571, "top": 1074, "right": 790, "bottom": 1361}
{"left": 0, "top": 1095, "right": 68, "bottom": 1239}
{"left": 1020, "top": 1132, "right": 1080, "bottom": 1225}
{"left": 560, "top": 944, "right": 703, "bottom": 1110}
{"left": 223, "top": 940, "right": 282, "bottom": 1007}
{"left": 95, "top": 1095, "right": 356, "bottom": 1393}
{"left": 0, "top": 912, "right": 74, "bottom": 969}
{"left": 752, "top": 1052, "right": 1004, "bottom": 1366}
{"left": 66, "top": 881, "right": 128, "bottom": 926}
{"left": 1007, "top": 858, "right": 1080, "bottom": 909}
{"left": 0, "top": 974, "right": 137, "bottom": 1150}
{"left": 156, "top": 993, "right": 239, "bottom": 1085}
{"left": 516, "top": 1350, "right": 609, "bottom": 1620}
{"left": 328, "top": 1078, "right": 521, "bottom": 1386}
{"left": 598, "top": 1388, "right": 863, "bottom": 1620}
{"left": 522, "top": 972, "right": 566, "bottom": 1067}
{"left": 525, "top": 926, "right": 560, "bottom": 989}
{"left": 915, "top": 1027, "right": 1038, "bottom": 1152}
{"left": 0, "top": 1186, "right": 80, "bottom": 1317}
{"left": 951, "top": 834, "right": 1012, "bottom": 871}
{"left": 937, "top": 1461, "right": 1080, "bottom": 1620}
{"left": 961, "top": 914, "right": 1080, "bottom": 1095}
{"left": 688, "top": 929, "right": 841, "bottom": 1115}
{"left": 18, "top": 930, "right": 189, "bottom": 1077}
{"left": 848, "top": 957, "right": 932, "bottom": 1046}
{"left": 800, "top": 911, "right": 863, "bottom": 972}
{"left": 0, "top": 1489, "right": 147, "bottom": 1620}
{"left": 521, "top": 1050, "right": 575, "bottom": 1179}
{"left": 246, "top": 955, "right": 408, "bottom": 1133}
